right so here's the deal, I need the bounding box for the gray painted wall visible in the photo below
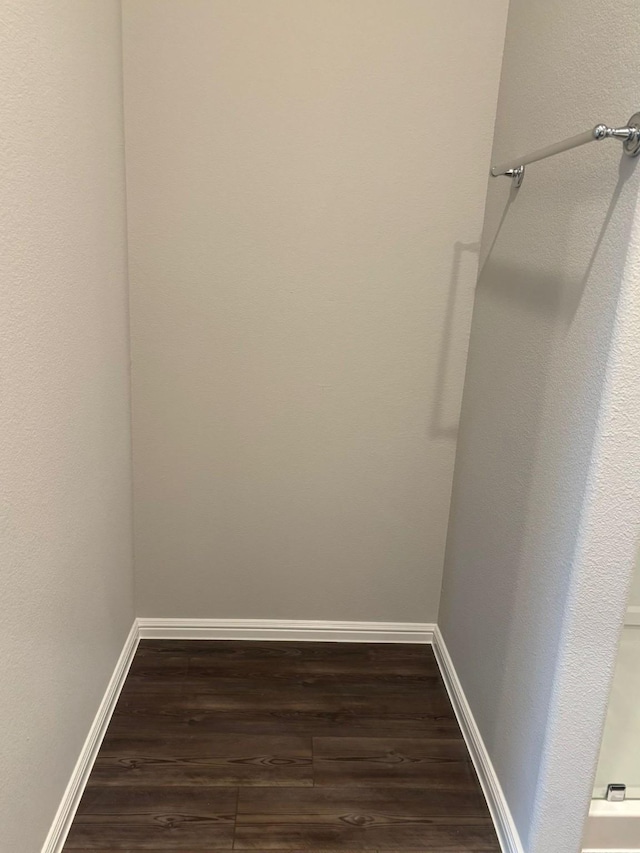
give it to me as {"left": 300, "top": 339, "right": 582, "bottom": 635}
{"left": 0, "top": 3, "right": 134, "bottom": 851}
{"left": 439, "top": 1, "right": 640, "bottom": 851}
{"left": 122, "top": 0, "right": 508, "bottom": 622}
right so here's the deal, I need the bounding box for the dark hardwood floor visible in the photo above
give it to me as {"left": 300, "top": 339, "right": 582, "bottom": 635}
{"left": 63, "top": 640, "right": 499, "bottom": 851}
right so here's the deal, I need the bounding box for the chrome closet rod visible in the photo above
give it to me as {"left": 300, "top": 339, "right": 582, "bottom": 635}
{"left": 490, "top": 112, "right": 640, "bottom": 187}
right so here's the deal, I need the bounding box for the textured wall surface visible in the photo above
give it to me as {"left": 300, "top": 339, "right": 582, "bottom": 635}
{"left": 438, "top": 1, "right": 640, "bottom": 851}
{"left": 123, "top": 0, "right": 508, "bottom": 621}
{"left": 0, "top": 3, "right": 134, "bottom": 851}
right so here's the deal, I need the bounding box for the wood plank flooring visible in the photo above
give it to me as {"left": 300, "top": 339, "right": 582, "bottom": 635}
{"left": 63, "top": 640, "right": 499, "bottom": 851}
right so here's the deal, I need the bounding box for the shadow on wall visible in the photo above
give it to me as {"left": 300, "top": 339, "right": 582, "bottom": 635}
{"left": 565, "top": 159, "right": 635, "bottom": 323}
{"left": 429, "top": 240, "right": 480, "bottom": 441}
{"left": 446, "top": 152, "right": 639, "bottom": 842}
{"left": 480, "top": 157, "right": 634, "bottom": 323}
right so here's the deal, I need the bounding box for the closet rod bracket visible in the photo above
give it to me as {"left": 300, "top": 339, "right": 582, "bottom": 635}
{"left": 505, "top": 165, "right": 525, "bottom": 188}
{"left": 622, "top": 112, "right": 640, "bottom": 157}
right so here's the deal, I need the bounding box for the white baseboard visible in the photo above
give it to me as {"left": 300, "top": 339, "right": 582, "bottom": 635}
{"left": 137, "top": 617, "right": 435, "bottom": 644}
{"left": 583, "top": 799, "right": 640, "bottom": 852}
{"left": 432, "top": 626, "right": 524, "bottom": 853}
{"left": 625, "top": 605, "right": 640, "bottom": 626}
{"left": 40, "top": 621, "right": 139, "bottom": 853}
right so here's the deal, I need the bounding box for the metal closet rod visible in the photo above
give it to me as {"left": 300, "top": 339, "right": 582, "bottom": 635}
{"left": 491, "top": 111, "right": 640, "bottom": 187}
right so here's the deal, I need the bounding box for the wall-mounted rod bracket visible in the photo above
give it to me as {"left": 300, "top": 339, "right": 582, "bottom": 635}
{"left": 491, "top": 112, "right": 640, "bottom": 188}
{"left": 504, "top": 166, "right": 525, "bottom": 188}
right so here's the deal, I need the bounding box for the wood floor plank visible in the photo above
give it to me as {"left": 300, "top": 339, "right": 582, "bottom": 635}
{"left": 75, "top": 785, "right": 237, "bottom": 815}
{"left": 313, "top": 737, "right": 479, "bottom": 788}
{"left": 90, "top": 734, "right": 312, "bottom": 787}
{"left": 107, "top": 709, "right": 460, "bottom": 738}
{"left": 64, "top": 821, "right": 231, "bottom": 850}
{"left": 118, "top": 674, "right": 444, "bottom": 697}
{"left": 137, "top": 640, "right": 437, "bottom": 661}
{"left": 236, "top": 786, "right": 490, "bottom": 816}
{"left": 88, "top": 757, "right": 312, "bottom": 788}
{"left": 65, "top": 786, "right": 236, "bottom": 849}
{"left": 133, "top": 643, "right": 440, "bottom": 683}
{"left": 233, "top": 814, "right": 500, "bottom": 850}
{"left": 99, "top": 731, "right": 308, "bottom": 755}
{"left": 114, "top": 687, "right": 455, "bottom": 716}
{"left": 109, "top": 688, "right": 460, "bottom": 739}
{"left": 184, "top": 657, "right": 438, "bottom": 678}
{"left": 126, "top": 655, "right": 189, "bottom": 679}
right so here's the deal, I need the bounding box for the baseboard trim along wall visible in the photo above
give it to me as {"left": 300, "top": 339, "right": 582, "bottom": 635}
{"left": 136, "top": 617, "right": 435, "bottom": 644}
{"left": 625, "top": 605, "right": 640, "bottom": 626}
{"left": 583, "top": 798, "right": 640, "bottom": 853}
{"left": 43, "top": 618, "right": 524, "bottom": 853}
{"left": 432, "top": 627, "right": 525, "bottom": 853}
{"left": 41, "top": 622, "right": 139, "bottom": 853}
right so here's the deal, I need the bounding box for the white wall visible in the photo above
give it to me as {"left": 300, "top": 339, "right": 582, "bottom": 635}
{"left": 123, "top": 0, "right": 508, "bottom": 621}
{"left": 439, "top": 1, "right": 640, "bottom": 851}
{"left": 0, "top": 3, "right": 134, "bottom": 851}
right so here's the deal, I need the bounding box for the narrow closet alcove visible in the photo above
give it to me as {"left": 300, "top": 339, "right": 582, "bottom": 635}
{"left": 3, "top": 3, "right": 640, "bottom": 853}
